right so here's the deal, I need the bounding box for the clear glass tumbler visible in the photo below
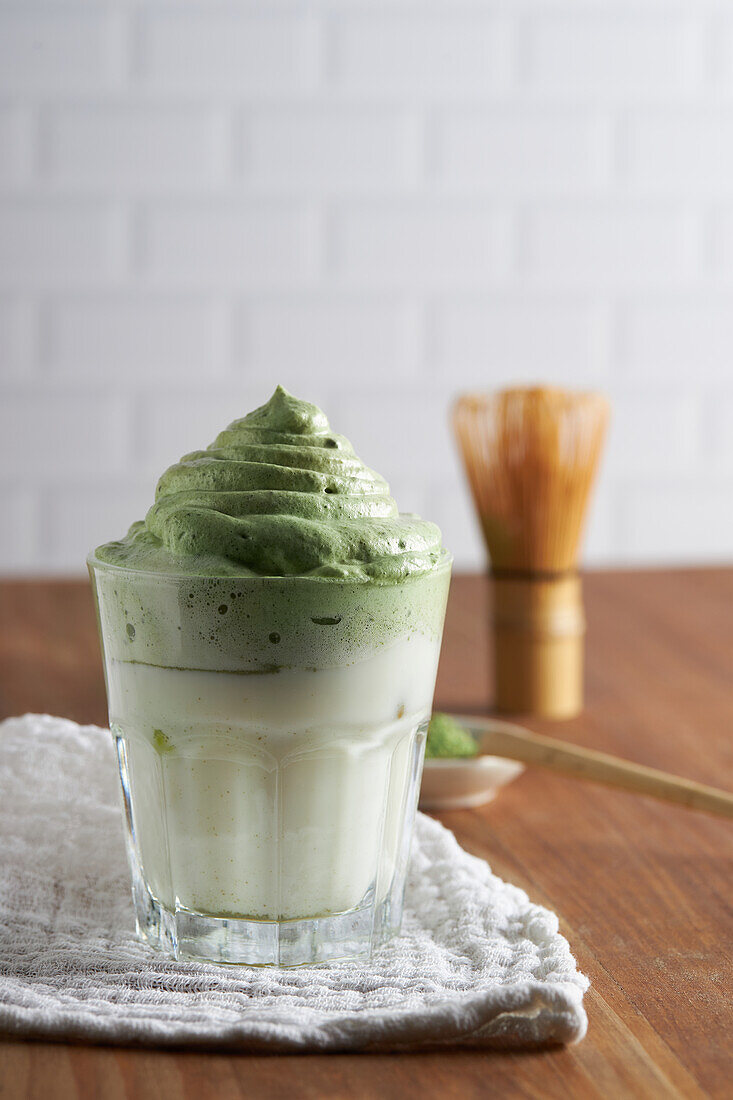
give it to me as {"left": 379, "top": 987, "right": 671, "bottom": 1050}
{"left": 89, "top": 557, "right": 451, "bottom": 966}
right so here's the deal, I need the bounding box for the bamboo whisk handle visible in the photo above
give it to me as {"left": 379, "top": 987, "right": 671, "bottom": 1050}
{"left": 492, "top": 573, "right": 585, "bottom": 720}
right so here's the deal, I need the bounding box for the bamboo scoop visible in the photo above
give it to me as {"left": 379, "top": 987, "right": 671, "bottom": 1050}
{"left": 466, "top": 715, "right": 733, "bottom": 818}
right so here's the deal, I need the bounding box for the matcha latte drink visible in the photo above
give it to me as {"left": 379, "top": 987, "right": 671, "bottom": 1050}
{"left": 89, "top": 388, "right": 451, "bottom": 965}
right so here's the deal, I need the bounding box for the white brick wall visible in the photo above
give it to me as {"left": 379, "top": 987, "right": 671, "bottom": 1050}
{"left": 0, "top": 393, "right": 130, "bottom": 478}
{"left": 139, "top": 11, "right": 313, "bottom": 94}
{"left": 0, "top": 299, "right": 35, "bottom": 379}
{"left": 433, "top": 298, "right": 605, "bottom": 384}
{"left": 0, "top": 490, "right": 38, "bottom": 572}
{"left": 1, "top": 0, "right": 732, "bottom": 574}
{"left": 525, "top": 13, "right": 701, "bottom": 97}
{"left": 524, "top": 204, "right": 699, "bottom": 285}
{"left": 0, "top": 203, "right": 123, "bottom": 286}
{"left": 142, "top": 202, "right": 315, "bottom": 285}
{"left": 240, "top": 297, "right": 419, "bottom": 380}
{"left": 626, "top": 111, "right": 733, "bottom": 191}
{"left": 435, "top": 110, "right": 606, "bottom": 192}
{"left": 242, "top": 108, "right": 417, "bottom": 190}
{"left": 333, "top": 202, "right": 511, "bottom": 286}
{"left": 46, "top": 296, "right": 227, "bottom": 380}
{"left": 0, "top": 10, "right": 123, "bottom": 95}
{"left": 45, "top": 108, "right": 225, "bottom": 190}
{"left": 331, "top": 13, "right": 514, "bottom": 97}
{"left": 0, "top": 108, "right": 32, "bottom": 185}
{"left": 620, "top": 299, "right": 733, "bottom": 381}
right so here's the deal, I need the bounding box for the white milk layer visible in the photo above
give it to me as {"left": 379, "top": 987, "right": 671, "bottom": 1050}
{"left": 107, "top": 633, "right": 440, "bottom": 920}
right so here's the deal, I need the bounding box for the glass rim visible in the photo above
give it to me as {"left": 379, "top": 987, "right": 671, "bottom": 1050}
{"left": 86, "top": 548, "right": 453, "bottom": 586}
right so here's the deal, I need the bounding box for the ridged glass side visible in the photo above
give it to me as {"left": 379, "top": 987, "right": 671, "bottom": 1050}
{"left": 114, "top": 719, "right": 429, "bottom": 966}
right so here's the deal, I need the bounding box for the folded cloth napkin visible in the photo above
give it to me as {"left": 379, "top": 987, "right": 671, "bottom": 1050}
{"left": 0, "top": 715, "right": 588, "bottom": 1051}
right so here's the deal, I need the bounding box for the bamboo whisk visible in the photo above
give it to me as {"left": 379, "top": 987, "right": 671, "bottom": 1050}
{"left": 453, "top": 387, "right": 609, "bottom": 719}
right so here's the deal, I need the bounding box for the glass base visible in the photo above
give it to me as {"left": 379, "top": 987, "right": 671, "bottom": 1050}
{"left": 130, "top": 859, "right": 401, "bottom": 966}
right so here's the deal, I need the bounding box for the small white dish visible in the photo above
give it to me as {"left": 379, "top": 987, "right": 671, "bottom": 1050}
{"left": 420, "top": 717, "right": 525, "bottom": 811}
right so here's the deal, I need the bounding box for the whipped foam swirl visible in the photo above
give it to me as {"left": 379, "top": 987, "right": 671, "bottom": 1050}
{"left": 96, "top": 387, "right": 446, "bottom": 581}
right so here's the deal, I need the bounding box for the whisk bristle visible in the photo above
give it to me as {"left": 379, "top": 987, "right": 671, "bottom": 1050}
{"left": 453, "top": 387, "right": 609, "bottom": 573}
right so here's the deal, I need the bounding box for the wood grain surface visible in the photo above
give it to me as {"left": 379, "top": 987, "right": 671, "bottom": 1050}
{"left": 0, "top": 570, "right": 732, "bottom": 1100}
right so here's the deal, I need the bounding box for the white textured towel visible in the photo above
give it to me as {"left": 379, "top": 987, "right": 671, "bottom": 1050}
{"left": 0, "top": 715, "right": 588, "bottom": 1051}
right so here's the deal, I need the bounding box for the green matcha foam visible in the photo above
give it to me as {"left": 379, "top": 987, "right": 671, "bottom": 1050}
{"left": 91, "top": 387, "right": 451, "bottom": 672}
{"left": 96, "top": 386, "right": 446, "bottom": 582}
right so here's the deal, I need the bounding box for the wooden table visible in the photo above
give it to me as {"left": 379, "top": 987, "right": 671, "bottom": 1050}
{"left": 1, "top": 570, "right": 731, "bottom": 1099}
